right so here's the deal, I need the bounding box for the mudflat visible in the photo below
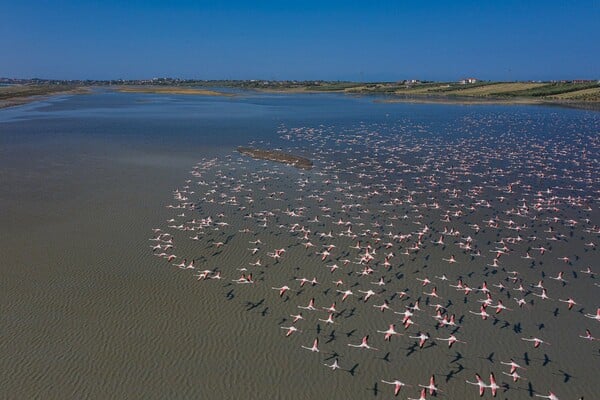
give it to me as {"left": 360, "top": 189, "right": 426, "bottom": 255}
{"left": 0, "top": 85, "right": 89, "bottom": 108}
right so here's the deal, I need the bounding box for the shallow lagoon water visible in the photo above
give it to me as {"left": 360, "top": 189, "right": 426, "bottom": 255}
{"left": 1, "top": 91, "right": 598, "bottom": 399}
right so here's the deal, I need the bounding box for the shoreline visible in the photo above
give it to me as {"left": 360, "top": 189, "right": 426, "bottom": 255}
{"left": 374, "top": 94, "right": 600, "bottom": 110}
{"left": 1, "top": 84, "right": 598, "bottom": 112}
{"left": 253, "top": 88, "right": 600, "bottom": 111}
{"left": 375, "top": 95, "right": 543, "bottom": 105}
{"left": 0, "top": 86, "right": 90, "bottom": 109}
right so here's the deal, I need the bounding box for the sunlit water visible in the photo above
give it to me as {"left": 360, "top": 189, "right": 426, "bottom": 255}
{"left": 1, "top": 90, "right": 598, "bottom": 399}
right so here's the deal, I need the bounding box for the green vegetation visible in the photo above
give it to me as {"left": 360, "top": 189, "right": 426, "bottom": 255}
{"left": 0, "top": 78, "right": 598, "bottom": 110}
{"left": 497, "top": 82, "right": 600, "bottom": 97}
{"left": 548, "top": 87, "right": 600, "bottom": 102}
{"left": 426, "top": 81, "right": 497, "bottom": 93}
{"left": 303, "top": 82, "right": 361, "bottom": 91}
{"left": 438, "top": 83, "right": 545, "bottom": 96}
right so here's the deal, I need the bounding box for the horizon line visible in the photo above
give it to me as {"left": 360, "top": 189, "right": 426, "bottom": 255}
{"left": 2, "top": 77, "right": 599, "bottom": 83}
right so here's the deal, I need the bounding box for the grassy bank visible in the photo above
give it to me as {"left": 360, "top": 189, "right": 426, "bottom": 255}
{"left": 245, "top": 80, "right": 600, "bottom": 109}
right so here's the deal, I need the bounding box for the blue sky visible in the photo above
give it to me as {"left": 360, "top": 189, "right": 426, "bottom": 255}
{"left": 1, "top": 1, "right": 598, "bottom": 81}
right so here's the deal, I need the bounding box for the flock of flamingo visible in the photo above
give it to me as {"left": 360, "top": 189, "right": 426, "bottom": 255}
{"left": 150, "top": 117, "right": 598, "bottom": 399}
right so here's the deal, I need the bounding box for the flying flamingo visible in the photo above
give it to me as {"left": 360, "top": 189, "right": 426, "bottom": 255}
{"left": 500, "top": 359, "right": 526, "bottom": 374}
{"left": 584, "top": 308, "right": 600, "bottom": 321}
{"left": 301, "top": 338, "right": 319, "bottom": 352}
{"left": 407, "top": 388, "right": 427, "bottom": 400}
{"left": 502, "top": 370, "right": 526, "bottom": 382}
{"left": 558, "top": 298, "right": 577, "bottom": 310}
{"left": 465, "top": 373, "right": 487, "bottom": 397}
{"left": 323, "top": 359, "right": 341, "bottom": 370}
{"left": 377, "top": 324, "right": 401, "bottom": 341}
{"left": 410, "top": 332, "right": 430, "bottom": 348}
{"left": 534, "top": 392, "right": 560, "bottom": 400}
{"left": 280, "top": 326, "right": 301, "bottom": 337}
{"left": 373, "top": 300, "right": 392, "bottom": 312}
{"left": 521, "top": 337, "right": 549, "bottom": 348}
{"left": 436, "top": 334, "right": 466, "bottom": 348}
{"left": 381, "top": 379, "right": 411, "bottom": 396}
{"left": 487, "top": 373, "right": 500, "bottom": 397}
{"left": 579, "top": 329, "right": 596, "bottom": 341}
{"left": 318, "top": 313, "right": 335, "bottom": 324}
{"left": 298, "top": 298, "right": 317, "bottom": 311}
{"left": 272, "top": 285, "right": 292, "bottom": 297}
{"left": 348, "top": 335, "right": 378, "bottom": 350}
{"left": 418, "top": 375, "right": 440, "bottom": 395}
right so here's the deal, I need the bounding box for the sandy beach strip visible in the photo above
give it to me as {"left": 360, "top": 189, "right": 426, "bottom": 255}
{"left": 115, "top": 86, "right": 235, "bottom": 97}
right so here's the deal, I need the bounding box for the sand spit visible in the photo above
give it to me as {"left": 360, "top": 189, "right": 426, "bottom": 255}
{"left": 237, "top": 147, "right": 313, "bottom": 169}
{"left": 0, "top": 85, "right": 90, "bottom": 109}
{"left": 116, "top": 86, "right": 234, "bottom": 97}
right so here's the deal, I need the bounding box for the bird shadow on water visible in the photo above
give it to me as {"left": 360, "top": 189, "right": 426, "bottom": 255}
{"left": 325, "top": 330, "right": 336, "bottom": 343}
{"left": 537, "top": 322, "right": 545, "bottom": 330}
{"left": 345, "top": 307, "right": 357, "bottom": 319}
{"left": 513, "top": 322, "right": 522, "bottom": 334}
{"left": 557, "top": 369, "right": 572, "bottom": 383}
{"left": 423, "top": 341, "right": 436, "bottom": 350}
{"left": 443, "top": 363, "right": 464, "bottom": 382}
{"left": 499, "top": 320, "right": 511, "bottom": 329}
{"left": 405, "top": 343, "right": 419, "bottom": 357}
{"left": 449, "top": 351, "right": 463, "bottom": 364}
{"left": 245, "top": 298, "right": 265, "bottom": 311}
{"left": 347, "top": 363, "right": 359, "bottom": 376}
{"left": 542, "top": 353, "right": 551, "bottom": 366}
{"left": 368, "top": 380, "right": 378, "bottom": 396}
{"left": 484, "top": 352, "right": 495, "bottom": 363}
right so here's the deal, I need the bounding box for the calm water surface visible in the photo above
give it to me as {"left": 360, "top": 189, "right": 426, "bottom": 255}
{"left": 1, "top": 91, "right": 598, "bottom": 399}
